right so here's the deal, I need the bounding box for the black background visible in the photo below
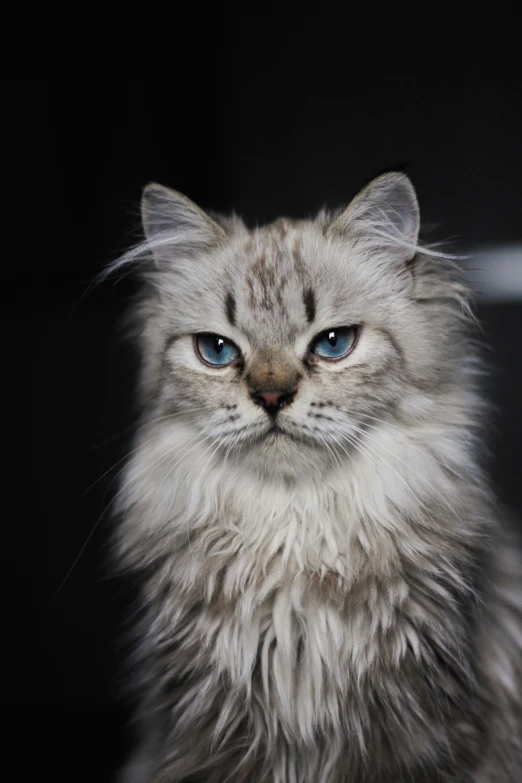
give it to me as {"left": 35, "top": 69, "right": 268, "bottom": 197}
{"left": 3, "top": 58, "right": 522, "bottom": 782}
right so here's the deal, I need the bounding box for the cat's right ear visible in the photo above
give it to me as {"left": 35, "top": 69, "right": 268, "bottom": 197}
{"left": 141, "top": 183, "right": 225, "bottom": 268}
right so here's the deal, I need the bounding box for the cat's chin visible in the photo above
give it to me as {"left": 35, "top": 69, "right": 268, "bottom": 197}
{"left": 237, "top": 426, "right": 331, "bottom": 480}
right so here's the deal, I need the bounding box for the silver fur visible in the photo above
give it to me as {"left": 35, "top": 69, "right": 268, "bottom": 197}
{"left": 114, "top": 174, "right": 522, "bottom": 782}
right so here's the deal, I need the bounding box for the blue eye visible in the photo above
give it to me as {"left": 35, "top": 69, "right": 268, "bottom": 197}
{"left": 311, "top": 326, "right": 358, "bottom": 360}
{"left": 195, "top": 334, "right": 240, "bottom": 366}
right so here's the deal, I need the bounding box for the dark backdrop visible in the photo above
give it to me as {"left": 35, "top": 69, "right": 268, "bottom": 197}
{"left": 3, "top": 65, "right": 521, "bottom": 781}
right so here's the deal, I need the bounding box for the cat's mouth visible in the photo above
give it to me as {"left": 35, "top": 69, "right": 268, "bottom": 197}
{"left": 264, "top": 422, "right": 302, "bottom": 442}
{"left": 256, "top": 420, "right": 316, "bottom": 446}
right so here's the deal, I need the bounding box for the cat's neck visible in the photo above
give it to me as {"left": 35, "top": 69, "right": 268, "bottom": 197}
{"left": 119, "top": 402, "right": 488, "bottom": 590}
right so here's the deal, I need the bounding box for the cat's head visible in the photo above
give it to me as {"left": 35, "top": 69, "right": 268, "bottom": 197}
{"left": 120, "top": 173, "right": 472, "bottom": 480}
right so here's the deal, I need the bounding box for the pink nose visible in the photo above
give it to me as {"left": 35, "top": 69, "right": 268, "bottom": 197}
{"left": 251, "top": 389, "right": 296, "bottom": 415}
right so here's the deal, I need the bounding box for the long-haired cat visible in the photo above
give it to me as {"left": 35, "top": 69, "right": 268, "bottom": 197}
{"left": 113, "top": 173, "right": 522, "bottom": 782}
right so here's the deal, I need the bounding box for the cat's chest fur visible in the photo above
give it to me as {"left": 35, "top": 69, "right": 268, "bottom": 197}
{"left": 143, "top": 466, "right": 466, "bottom": 747}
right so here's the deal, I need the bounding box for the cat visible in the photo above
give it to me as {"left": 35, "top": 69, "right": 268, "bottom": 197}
{"left": 113, "top": 172, "right": 522, "bottom": 782}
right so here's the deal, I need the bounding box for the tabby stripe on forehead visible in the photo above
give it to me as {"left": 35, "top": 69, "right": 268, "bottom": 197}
{"left": 303, "top": 288, "right": 316, "bottom": 323}
{"left": 225, "top": 292, "right": 236, "bottom": 326}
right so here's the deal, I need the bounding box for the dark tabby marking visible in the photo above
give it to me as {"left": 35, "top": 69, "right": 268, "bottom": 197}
{"left": 225, "top": 292, "right": 236, "bottom": 326}
{"left": 303, "top": 287, "right": 316, "bottom": 323}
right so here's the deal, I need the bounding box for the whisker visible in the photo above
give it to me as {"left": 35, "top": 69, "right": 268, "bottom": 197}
{"left": 222, "top": 428, "right": 244, "bottom": 472}
{"left": 53, "top": 424, "right": 212, "bottom": 600}
{"left": 141, "top": 429, "right": 217, "bottom": 516}
{"left": 353, "top": 413, "right": 472, "bottom": 485}
{"left": 81, "top": 410, "right": 209, "bottom": 498}
{"left": 314, "top": 430, "right": 344, "bottom": 473}
{"left": 181, "top": 434, "right": 230, "bottom": 559}
{"left": 190, "top": 435, "right": 228, "bottom": 496}
{"left": 332, "top": 425, "right": 437, "bottom": 521}
{"left": 347, "top": 422, "right": 458, "bottom": 515}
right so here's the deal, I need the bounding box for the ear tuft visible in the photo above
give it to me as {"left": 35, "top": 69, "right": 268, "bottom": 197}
{"left": 331, "top": 172, "right": 420, "bottom": 263}
{"left": 141, "top": 183, "right": 224, "bottom": 266}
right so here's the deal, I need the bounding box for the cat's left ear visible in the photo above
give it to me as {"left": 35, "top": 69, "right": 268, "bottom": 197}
{"left": 330, "top": 172, "right": 420, "bottom": 265}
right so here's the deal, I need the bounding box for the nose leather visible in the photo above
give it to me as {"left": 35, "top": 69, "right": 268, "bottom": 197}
{"left": 256, "top": 391, "right": 286, "bottom": 408}
{"left": 251, "top": 389, "right": 295, "bottom": 415}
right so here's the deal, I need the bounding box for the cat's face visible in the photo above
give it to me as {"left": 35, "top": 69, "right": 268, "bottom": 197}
{"left": 132, "top": 174, "right": 462, "bottom": 480}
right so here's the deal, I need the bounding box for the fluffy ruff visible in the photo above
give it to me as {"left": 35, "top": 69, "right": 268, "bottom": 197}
{"left": 117, "top": 422, "right": 522, "bottom": 782}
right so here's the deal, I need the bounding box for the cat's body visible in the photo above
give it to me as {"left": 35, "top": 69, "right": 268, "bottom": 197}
{"left": 115, "top": 174, "right": 522, "bottom": 782}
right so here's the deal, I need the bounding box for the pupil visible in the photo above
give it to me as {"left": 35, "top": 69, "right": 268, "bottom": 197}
{"left": 215, "top": 337, "right": 224, "bottom": 354}
{"left": 328, "top": 331, "right": 337, "bottom": 346}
